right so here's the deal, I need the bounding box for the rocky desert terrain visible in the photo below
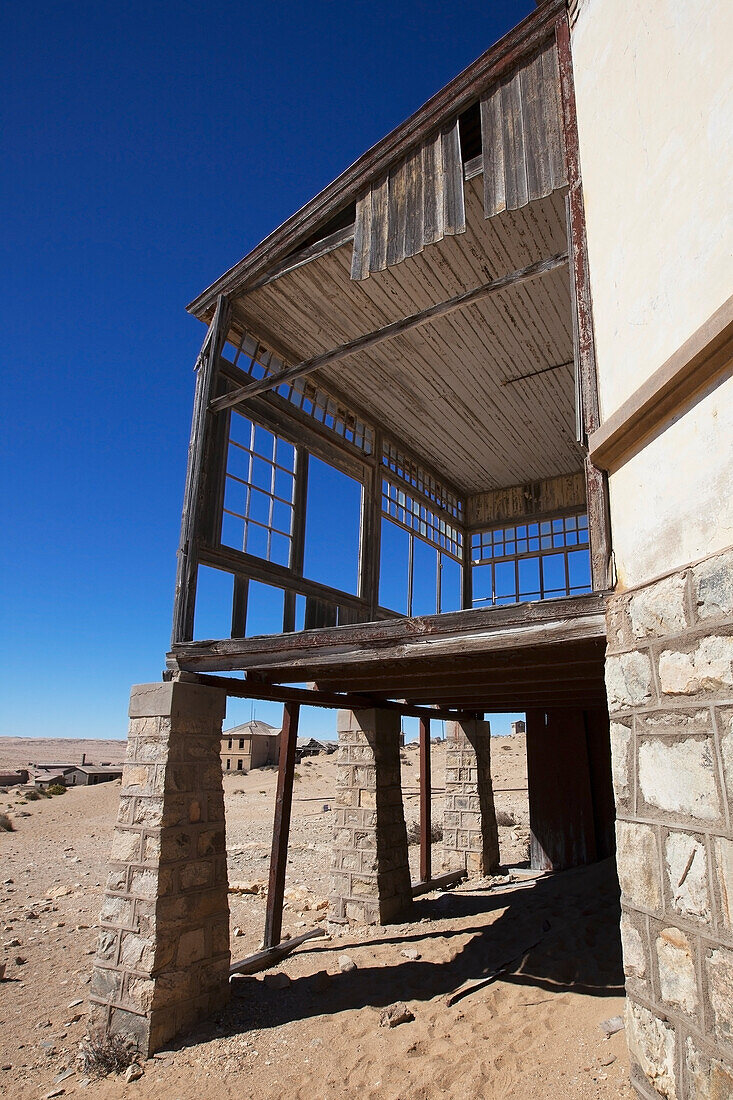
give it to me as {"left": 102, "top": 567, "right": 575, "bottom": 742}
{"left": 0, "top": 733, "right": 633, "bottom": 1099}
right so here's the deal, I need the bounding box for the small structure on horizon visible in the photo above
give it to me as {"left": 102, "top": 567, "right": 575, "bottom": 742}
{"left": 510, "top": 720, "right": 526, "bottom": 736}
{"left": 221, "top": 720, "right": 280, "bottom": 773}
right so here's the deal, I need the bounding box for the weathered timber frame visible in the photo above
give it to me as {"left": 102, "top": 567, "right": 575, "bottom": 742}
{"left": 171, "top": 2, "right": 611, "bottom": 660}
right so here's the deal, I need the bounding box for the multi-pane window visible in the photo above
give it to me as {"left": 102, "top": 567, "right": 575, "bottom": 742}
{"left": 222, "top": 332, "right": 374, "bottom": 455}
{"left": 471, "top": 513, "right": 591, "bottom": 607}
{"left": 221, "top": 413, "right": 296, "bottom": 567}
{"left": 381, "top": 480, "right": 463, "bottom": 560}
{"left": 382, "top": 442, "right": 463, "bottom": 521}
{"left": 379, "top": 455, "right": 464, "bottom": 616}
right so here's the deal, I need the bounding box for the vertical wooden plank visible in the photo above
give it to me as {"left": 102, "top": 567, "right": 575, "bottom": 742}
{"left": 263, "top": 702, "right": 300, "bottom": 949}
{"left": 359, "top": 429, "right": 383, "bottom": 619}
{"left": 284, "top": 446, "right": 309, "bottom": 631}
{"left": 402, "top": 145, "right": 424, "bottom": 260}
{"left": 556, "top": 14, "right": 611, "bottom": 591}
{"left": 542, "top": 37, "right": 567, "bottom": 193}
{"left": 419, "top": 717, "right": 432, "bottom": 883}
{"left": 172, "top": 295, "right": 232, "bottom": 644}
{"left": 350, "top": 191, "right": 372, "bottom": 281}
{"left": 441, "top": 119, "right": 466, "bottom": 236}
{"left": 231, "top": 576, "right": 248, "bottom": 638}
{"left": 421, "top": 132, "right": 443, "bottom": 246}
{"left": 387, "top": 159, "right": 408, "bottom": 267}
{"left": 461, "top": 527, "right": 473, "bottom": 610}
{"left": 481, "top": 88, "right": 507, "bottom": 216}
{"left": 520, "top": 48, "right": 551, "bottom": 201}
{"left": 501, "top": 72, "right": 529, "bottom": 210}
{"left": 370, "top": 176, "right": 389, "bottom": 273}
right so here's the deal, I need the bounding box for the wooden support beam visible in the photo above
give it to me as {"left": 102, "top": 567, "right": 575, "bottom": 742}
{"left": 556, "top": 15, "right": 611, "bottom": 592}
{"left": 172, "top": 295, "right": 232, "bottom": 644}
{"left": 419, "top": 717, "right": 432, "bottom": 884}
{"left": 263, "top": 702, "right": 300, "bottom": 949}
{"left": 411, "top": 869, "right": 466, "bottom": 897}
{"left": 172, "top": 671, "right": 479, "bottom": 723}
{"left": 229, "top": 927, "right": 325, "bottom": 977}
{"left": 209, "top": 253, "right": 569, "bottom": 413}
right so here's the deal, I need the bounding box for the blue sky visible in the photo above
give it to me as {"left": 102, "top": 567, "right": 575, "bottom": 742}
{"left": 2, "top": 1, "right": 533, "bottom": 742}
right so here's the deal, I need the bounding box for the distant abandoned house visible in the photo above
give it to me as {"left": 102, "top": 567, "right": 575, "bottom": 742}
{"left": 92, "top": 2, "right": 732, "bottom": 1097}
{"left": 221, "top": 719, "right": 280, "bottom": 772}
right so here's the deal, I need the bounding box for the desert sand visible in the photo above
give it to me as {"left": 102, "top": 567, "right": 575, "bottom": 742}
{"left": 0, "top": 734, "right": 633, "bottom": 1099}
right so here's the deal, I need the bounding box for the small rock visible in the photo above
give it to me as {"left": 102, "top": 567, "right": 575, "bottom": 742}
{"left": 5, "top": 938, "right": 21, "bottom": 947}
{"left": 338, "top": 954, "right": 357, "bottom": 973}
{"left": 264, "top": 971, "right": 291, "bottom": 990}
{"left": 15, "top": 956, "right": 26, "bottom": 966}
{"left": 599, "top": 1015, "right": 625, "bottom": 1037}
{"left": 0, "top": 963, "right": 5, "bottom": 981}
{"left": 54, "top": 1068, "right": 75, "bottom": 1084}
{"left": 44, "top": 1090, "right": 65, "bottom": 1099}
{"left": 233, "top": 927, "right": 245, "bottom": 937}
{"left": 600, "top": 1054, "right": 617, "bottom": 1067}
{"left": 46, "top": 885, "right": 73, "bottom": 900}
{"left": 67, "top": 999, "right": 83, "bottom": 1009}
{"left": 125, "top": 1062, "right": 144, "bottom": 1082}
{"left": 379, "top": 1002, "right": 415, "bottom": 1028}
{"left": 400, "top": 947, "right": 420, "bottom": 961}
{"left": 228, "top": 881, "right": 262, "bottom": 895}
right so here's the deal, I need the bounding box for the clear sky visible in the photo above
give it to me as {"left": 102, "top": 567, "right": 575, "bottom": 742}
{"left": 2, "top": 1, "right": 533, "bottom": 742}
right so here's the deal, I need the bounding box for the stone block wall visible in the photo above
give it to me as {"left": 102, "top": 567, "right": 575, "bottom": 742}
{"left": 442, "top": 719, "right": 500, "bottom": 875}
{"left": 606, "top": 546, "right": 733, "bottom": 1099}
{"left": 89, "top": 681, "right": 231, "bottom": 1055}
{"left": 330, "top": 708, "right": 412, "bottom": 925}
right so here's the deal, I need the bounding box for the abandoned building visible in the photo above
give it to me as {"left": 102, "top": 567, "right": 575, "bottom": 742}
{"left": 221, "top": 719, "right": 280, "bottom": 772}
{"left": 90, "top": 1, "right": 732, "bottom": 1096}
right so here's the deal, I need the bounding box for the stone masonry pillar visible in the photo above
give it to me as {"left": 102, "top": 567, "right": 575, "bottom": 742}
{"left": 330, "top": 708, "right": 412, "bottom": 924}
{"left": 442, "top": 718, "right": 500, "bottom": 875}
{"left": 606, "top": 546, "right": 733, "bottom": 1099}
{"left": 89, "top": 681, "right": 230, "bottom": 1055}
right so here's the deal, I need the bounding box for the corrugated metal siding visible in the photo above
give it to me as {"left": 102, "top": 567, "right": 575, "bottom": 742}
{"left": 481, "top": 39, "right": 566, "bottom": 218}
{"left": 351, "top": 121, "right": 465, "bottom": 280}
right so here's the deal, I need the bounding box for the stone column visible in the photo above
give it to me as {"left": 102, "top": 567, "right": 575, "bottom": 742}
{"left": 89, "top": 681, "right": 230, "bottom": 1055}
{"left": 330, "top": 708, "right": 412, "bottom": 925}
{"left": 442, "top": 718, "right": 499, "bottom": 875}
{"left": 605, "top": 547, "right": 733, "bottom": 1099}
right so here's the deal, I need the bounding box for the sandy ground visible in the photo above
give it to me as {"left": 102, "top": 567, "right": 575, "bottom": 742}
{"left": 0, "top": 734, "right": 633, "bottom": 1099}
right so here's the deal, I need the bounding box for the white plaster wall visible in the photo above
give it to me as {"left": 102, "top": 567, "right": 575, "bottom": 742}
{"left": 607, "top": 371, "right": 733, "bottom": 588}
{"left": 572, "top": 0, "right": 733, "bottom": 588}
{"left": 572, "top": 0, "right": 733, "bottom": 418}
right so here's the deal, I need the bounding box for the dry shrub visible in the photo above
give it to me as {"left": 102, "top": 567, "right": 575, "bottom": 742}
{"left": 46, "top": 784, "right": 67, "bottom": 796}
{"left": 78, "top": 1029, "right": 138, "bottom": 1077}
{"left": 24, "top": 789, "right": 41, "bottom": 801}
{"left": 0, "top": 813, "right": 14, "bottom": 832}
{"left": 405, "top": 820, "right": 443, "bottom": 845}
{"left": 496, "top": 810, "right": 517, "bottom": 827}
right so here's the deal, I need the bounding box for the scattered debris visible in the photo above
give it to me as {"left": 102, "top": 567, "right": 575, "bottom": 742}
{"left": 46, "top": 885, "right": 73, "bottom": 900}
{"left": 379, "top": 1002, "right": 415, "bottom": 1028}
{"left": 599, "top": 1015, "right": 625, "bottom": 1037}
{"left": 228, "top": 881, "right": 264, "bottom": 895}
{"left": 338, "top": 954, "right": 357, "bottom": 973}
{"left": 124, "top": 1062, "right": 144, "bottom": 1082}
{"left": 400, "top": 947, "right": 420, "bottom": 961}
